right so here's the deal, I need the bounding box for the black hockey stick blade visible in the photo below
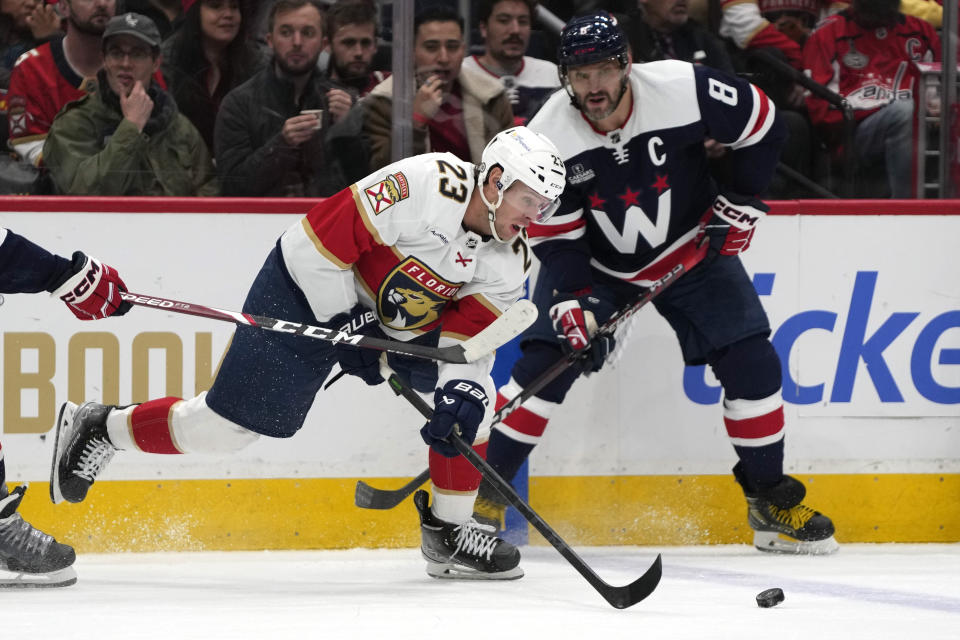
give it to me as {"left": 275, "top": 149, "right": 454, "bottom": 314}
{"left": 354, "top": 468, "right": 431, "bottom": 509}
{"left": 385, "top": 370, "right": 663, "bottom": 608}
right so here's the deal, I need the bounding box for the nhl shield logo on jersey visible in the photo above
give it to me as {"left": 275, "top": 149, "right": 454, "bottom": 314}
{"left": 364, "top": 172, "right": 409, "bottom": 214}
{"left": 378, "top": 257, "right": 462, "bottom": 330}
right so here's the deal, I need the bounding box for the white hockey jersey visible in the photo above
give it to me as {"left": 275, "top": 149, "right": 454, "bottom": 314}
{"left": 279, "top": 152, "right": 532, "bottom": 386}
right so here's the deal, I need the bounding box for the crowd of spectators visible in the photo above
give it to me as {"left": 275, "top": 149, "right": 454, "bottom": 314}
{"left": 0, "top": 0, "right": 955, "bottom": 198}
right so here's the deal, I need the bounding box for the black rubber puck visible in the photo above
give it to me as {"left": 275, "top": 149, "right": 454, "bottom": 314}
{"left": 756, "top": 588, "right": 785, "bottom": 608}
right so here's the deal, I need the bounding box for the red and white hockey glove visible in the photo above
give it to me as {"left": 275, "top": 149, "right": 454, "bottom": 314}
{"left": 50, "top": 252, "right": 131, "bottom": 320}
{"left": 549, "top": 293, "right": 614, "bottom": 374}
{"left": 699, "top": 193, "right": 769, "bottom": 256}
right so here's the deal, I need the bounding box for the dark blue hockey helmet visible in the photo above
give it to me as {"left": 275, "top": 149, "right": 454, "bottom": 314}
{"left": 557, "top": 11, "right": 629, "bottom": 73}
{"left": 557, "top": 11, "right": 631, "bottom": 117}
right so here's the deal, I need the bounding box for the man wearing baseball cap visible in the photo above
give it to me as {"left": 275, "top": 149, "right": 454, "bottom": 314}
{"left": 42, "top": 12, "right": 218, "bottom": 196}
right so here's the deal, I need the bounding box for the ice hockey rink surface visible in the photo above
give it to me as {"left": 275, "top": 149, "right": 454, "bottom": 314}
{"left": 4, "top": 543, "right": 958, "bottom": 639}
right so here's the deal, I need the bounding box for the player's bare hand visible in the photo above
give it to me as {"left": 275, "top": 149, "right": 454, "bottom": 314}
{"left": 704, "top": 138, "right": 727, "bottom": 159}
{"left": 413, "top": 74, "right": 444, "bottom": 123}
{"left": 281, "top": 114, "right": 320, "bottom": 146}
{"left": 121, "top": 81, "right": 154, "bottom": 132}
{"left": 326, "top": 88, "right": 353, "bottom": 124}
{"left": 26, "top": 2, "right": 62, "bottom": 40}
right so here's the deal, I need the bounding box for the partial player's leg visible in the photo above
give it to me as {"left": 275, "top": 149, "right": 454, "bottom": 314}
{"left": 657, "top": 255, "right": 837, "bottom": 554}
{"left": 51, "top": 247, "right": 336, "bottom": 504}
{"left": 476, "top": 272, "right": 630, "bottom": 530}
{"left": 414, "top": 371, "right": 522, "bottom": 580}
{"left": 1, "top": 444, "right": 76, "bottom": 588}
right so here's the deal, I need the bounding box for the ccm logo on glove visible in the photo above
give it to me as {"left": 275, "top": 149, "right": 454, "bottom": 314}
{"left": 51, "top": 252, "right": 131, "bottom": 320}
{"left": 701, "top": 194, "right": 769, "bottom": 256}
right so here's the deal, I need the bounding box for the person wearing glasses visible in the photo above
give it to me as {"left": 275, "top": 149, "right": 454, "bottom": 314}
{"left": 42, "top": 12, "right": 217, "bottom": 195}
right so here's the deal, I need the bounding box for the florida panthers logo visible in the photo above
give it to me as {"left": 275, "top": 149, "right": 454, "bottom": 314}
{"left": 378, "top": 257, "right": 462, "bottom": 330}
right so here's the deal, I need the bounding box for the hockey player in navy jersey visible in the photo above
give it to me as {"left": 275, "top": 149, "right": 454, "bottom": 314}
{"left": 50, "top": 126, "right": 566, "bottom": 580}
{"left": 475, "top": 12, "right": 838, "bottom": 555}
{"left": 0, "top": 227, "right": 130, "bottom": 587}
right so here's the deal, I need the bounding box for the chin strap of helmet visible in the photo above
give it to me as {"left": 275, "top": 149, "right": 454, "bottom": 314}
{"left": 477, "top": 165, "right": 510, "bottom": 244}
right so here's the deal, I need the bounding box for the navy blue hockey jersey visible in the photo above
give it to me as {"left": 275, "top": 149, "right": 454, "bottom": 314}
{"left": 526, "top": 60, "right": 784, "bottom": 293}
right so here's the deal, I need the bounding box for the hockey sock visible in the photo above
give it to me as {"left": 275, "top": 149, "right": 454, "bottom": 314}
{"left": 485, "top": 429, "right": 535, "bottom": 484}
{"left": 431, "top": 489, "right": 479, "bottom": 524}
{"left": 710, "top": 335, "right": 785, "bottom": 490}
{"left": 429, "top": 441, "right": 487, "bottom": 492}
{"left": 107, "top": 398, "right": 182, "bottom": 453}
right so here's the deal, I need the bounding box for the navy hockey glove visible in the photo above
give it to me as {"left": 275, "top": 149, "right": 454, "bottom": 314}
{"left": 421, "top": 379, "right": 489, "bottom": 458}
{"left": 549, "top": 292, "right": 615, "bottom": 374}
{"left": 699, "top": 193, "right": 768, "bottom": 256}
{"left": 334, "top": 304, "right": 384, "bottom": 386}
{"left": 49, "top": 252, "right": 132, "bottom": 320}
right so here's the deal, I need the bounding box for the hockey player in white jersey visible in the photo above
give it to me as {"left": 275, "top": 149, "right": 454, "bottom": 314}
{"left": 476, "top": 12, "right": 838, "bottom": 555}
{"left": 0, "top": 227, "right": 131, "bottom": 587}
{"left": 50, "top": 126, "right": 566, "bottom": 580}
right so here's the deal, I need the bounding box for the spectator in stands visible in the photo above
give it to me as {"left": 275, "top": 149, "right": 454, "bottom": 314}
{"left": 624, "top": 0, "right": 736, "bottom": 72}
{"left": 161, "top": 0, "right": 264, "bottom": 156}
{"left": 720, "top": 0, "right": 847, "bottom": 70}
{"left": 363, "top": 5, "right": 513, "bottom": 171}
{"left": 215, "top": 0, "right": 367, "bottom": 196}
{"left": 1, "top": 0, "right": 62, "bottom": 154}
{"left": 804, "top": 0, "right": 939, "bottom": 198}
{"left": 323, "top": 0, "right": 387, "bottom": 99}
{"left": 43, "top": 12, "right": 217, "bottom": 195}
{"left": 7, "top": 0, "right": 117, "bottom": 166}
{"left": 463, "top": 0, "right": 559, "bottom": 125}
{"left": 119, "top": 0, "right": 183, "bottom": 40}
{"left": 1, "top": 0, "right": 62, "bottom": 77}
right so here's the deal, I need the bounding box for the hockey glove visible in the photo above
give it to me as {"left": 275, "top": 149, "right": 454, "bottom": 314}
{"left": 421, "top": 379, "right": 488, "bottom": 458}
{"left": 699, "top": 193, "right": 768, "bottom": 256}
{"left": 334, "top": 304, "right": 385, "bottom": 386}
{"left": 49, "top": 252, "right": 131, "bottom": 320}
{"left": 549, "top": 293, "right": 615, "bottom": 374}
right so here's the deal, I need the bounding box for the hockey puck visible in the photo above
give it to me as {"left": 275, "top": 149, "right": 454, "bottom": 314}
{"left": 756, "top": 588, "right": 785, "bottom": 608}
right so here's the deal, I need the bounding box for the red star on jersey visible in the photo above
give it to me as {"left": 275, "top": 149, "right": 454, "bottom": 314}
{"left": 651, "top": 174, "right": 670, "bottom": 194}
{"left": 588, "top": 192, "right": 606, "bottom": 210}
{"left": 618, "top": 186, "right": 641, "bottom": 207}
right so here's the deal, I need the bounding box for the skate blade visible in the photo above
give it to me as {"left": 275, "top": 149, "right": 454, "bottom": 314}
{"left": 754, "top": 531, "right": 840, "bottom": 555}
{"left": 0, "top": 565, "right": 77, "bottom": 589}
{"left": 49, "top": 402, "right": 77, "bottom": 505}
{"left": 424, "top": 559, "right": 524, "bottom": 581}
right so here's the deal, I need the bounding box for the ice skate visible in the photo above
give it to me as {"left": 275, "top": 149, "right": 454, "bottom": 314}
{"left": 735, "top": 465, "right": 838, "bottom": 555}
{"left": 414, "top": 490, "right": 523, "bottom": 580}
{"left": 472, "top": 480, "right": 507, "bottom": 531}
{"left": 0, "top": 485, "right": 77, "bottom": 588}
{"left": 50, "top": 401, "right": 117, "bottom": 504}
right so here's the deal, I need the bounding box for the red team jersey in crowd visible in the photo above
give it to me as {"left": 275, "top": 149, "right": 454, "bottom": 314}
{"left": 279, "top": 151, "right": 531, "bottom": 387}
{"left": 6, "top": 38, "right": 96, "bottom": 163}
{"left": 720, "top": 0, "right": 844, "bottom": 67}
{"left": 803, "top": 11, "right": 940, "bottom": 127}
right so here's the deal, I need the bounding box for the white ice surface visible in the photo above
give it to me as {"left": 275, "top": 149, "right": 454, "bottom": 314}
{"left": 4, "top": 544, "right": 958, "bottom": 640}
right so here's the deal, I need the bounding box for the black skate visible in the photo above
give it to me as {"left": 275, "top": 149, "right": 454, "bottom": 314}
{"left": 0, "top": 485, "right": 77, "bottom": 588}
{"left": 735, "top": 465, "right": 838, "bottom": 555}
{"left": 50, "top": 401, "right": 117, "bottom": 505}
{"left": 414, "top": 490, "right": 522, "bottom": 580}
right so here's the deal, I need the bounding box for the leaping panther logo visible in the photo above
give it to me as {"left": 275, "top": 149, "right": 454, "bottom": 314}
{"left": 378, "top": 257, "right": 462, "bottom": 330}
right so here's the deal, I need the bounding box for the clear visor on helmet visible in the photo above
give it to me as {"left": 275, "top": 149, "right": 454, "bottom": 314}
{"left": 501, "top": 181, "right": 562, "bottom": 223}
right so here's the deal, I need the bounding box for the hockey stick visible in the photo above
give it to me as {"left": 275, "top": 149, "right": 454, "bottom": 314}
{"left": 384, "top": 368, "right": 662, "bottom": 609}
{"left": 354, "top": 244, "right": 707, "bottom": 508}
{"left": 120, "top": 292, "right": 537, "bottom": 365}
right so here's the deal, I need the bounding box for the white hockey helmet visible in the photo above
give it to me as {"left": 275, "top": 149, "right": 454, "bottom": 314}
{"left": 477, "top": 126, "right": 566, "bottom": 242}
